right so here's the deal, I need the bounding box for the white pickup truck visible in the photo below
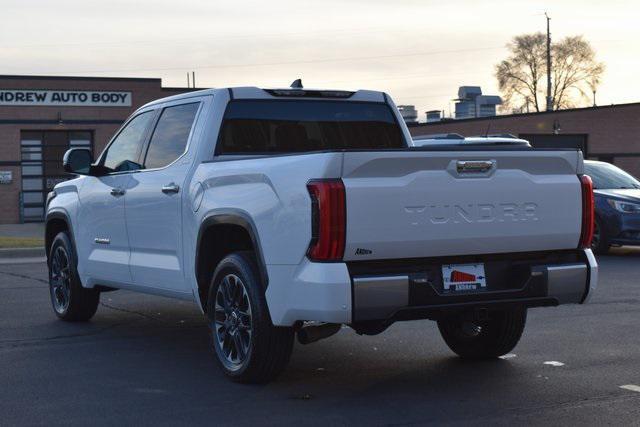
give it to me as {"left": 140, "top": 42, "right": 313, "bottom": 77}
{"left": 46, "top": 84, "right": 597, "bottom": 383}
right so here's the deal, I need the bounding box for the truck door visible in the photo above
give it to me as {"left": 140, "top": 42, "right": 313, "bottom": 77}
{"left": 76, "top": 111, "right": 156, "bottom": 285}
{"left": 125, "top": 102, "right": 201, "bottom": 293}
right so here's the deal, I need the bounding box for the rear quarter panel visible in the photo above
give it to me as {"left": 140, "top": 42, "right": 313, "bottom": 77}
{"left": 188, "top": 153, "right": 343, "bottom": 266}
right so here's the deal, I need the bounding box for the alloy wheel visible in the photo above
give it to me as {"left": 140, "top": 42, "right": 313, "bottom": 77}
{"left": 50, "top": 246, "right": 71, "bottom": 314}
{"left": 212, "top": 274, "right": 253, "bottom": 370}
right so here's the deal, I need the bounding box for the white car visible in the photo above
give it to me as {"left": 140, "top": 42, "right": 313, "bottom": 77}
{"left": 46, "top": 84, "right": 597, "bottom": 383}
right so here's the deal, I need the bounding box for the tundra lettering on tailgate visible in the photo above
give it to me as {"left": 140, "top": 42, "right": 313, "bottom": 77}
{"left": 404, "top": 202, "right": 538, "bottom": 225}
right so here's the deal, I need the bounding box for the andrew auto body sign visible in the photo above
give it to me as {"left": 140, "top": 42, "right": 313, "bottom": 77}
{"left": 0, "top": 89, "right": 132, "bottom": 107}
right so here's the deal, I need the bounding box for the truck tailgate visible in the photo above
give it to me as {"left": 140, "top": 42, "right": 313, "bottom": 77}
{"left": 341, "top": 150, "right": 583, "bottom": 261}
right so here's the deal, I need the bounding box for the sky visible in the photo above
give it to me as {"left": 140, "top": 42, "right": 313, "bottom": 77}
{"left": 2, "top": 0, "right": 639, "bottom": 120}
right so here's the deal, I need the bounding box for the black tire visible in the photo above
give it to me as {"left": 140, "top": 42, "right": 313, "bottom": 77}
{"left": 437, "top": 308, "right": 527, "bottom": 359}
{"left": 591, "top": 218, "right": 610, "bottom": 255}
{"left": 206, "top": 251, "right": 294, "bottom": 383}
{"left": 48, "top": 231, "right": 99, "bottom": 321}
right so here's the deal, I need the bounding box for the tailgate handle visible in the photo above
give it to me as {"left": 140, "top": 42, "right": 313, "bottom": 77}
{"left": 456, "top": 160, "right": 494, "bottom": 173}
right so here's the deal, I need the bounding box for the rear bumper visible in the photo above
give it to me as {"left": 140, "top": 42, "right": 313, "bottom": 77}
{"left": 264, "top": 249, "right": 597, "bottom": 326}
{"left": 351, "top": 249, "right": 598, "bottom": 323}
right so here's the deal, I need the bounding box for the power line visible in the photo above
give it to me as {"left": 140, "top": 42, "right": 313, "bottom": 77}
{"left": 39, "top": 46, "right": 504, "bottom": 75}
{"left": 318, "top": 68, "right": 502, "bottom": 85}
{"left": 388, "top": 93, "right": 452, "bottom": 100}
{"left": 545, "top": 12, "right": 553, "bottom": 111}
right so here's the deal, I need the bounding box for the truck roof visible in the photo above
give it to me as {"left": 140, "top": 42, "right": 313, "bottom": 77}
{"left": 144, "top": 86, "right": 387, "bottom": 108}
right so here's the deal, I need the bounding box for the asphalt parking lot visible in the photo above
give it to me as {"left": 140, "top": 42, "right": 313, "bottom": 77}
{"left": 1, "top": 250, "right": 639, "bottom": 426}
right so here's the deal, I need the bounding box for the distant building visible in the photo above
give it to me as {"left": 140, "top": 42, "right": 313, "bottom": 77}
{"left": 397, "top": 105, "right": 418, "bottom": 124}
{"left": 426, "top": 110, "right": 442, "bottom": 123}
{"left": 454, "top": 86, "right": 502, "bottom": 119}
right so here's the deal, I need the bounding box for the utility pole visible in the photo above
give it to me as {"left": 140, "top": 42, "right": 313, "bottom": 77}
{"left": 545, "top": 12, "right": 553, "bottom": 111}
{"left": 192, "top": 71, "right": 196, "bottom": 88}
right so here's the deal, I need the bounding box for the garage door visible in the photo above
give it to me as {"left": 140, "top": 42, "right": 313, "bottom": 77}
{"left": 20, "top": 131, "right": 92, "bottom": 222}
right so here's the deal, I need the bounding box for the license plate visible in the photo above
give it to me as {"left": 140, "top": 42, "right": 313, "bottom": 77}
{"left": 442, "top": 263, "right": 487, "bottom": 292}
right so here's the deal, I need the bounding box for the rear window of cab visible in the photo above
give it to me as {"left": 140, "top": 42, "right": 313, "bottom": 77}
{"left": 217, "top": 100, "right": 406, "bottom": 154}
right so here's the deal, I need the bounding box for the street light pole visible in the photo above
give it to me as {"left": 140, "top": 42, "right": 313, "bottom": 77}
{"left": 545, "top": 12, "right": 553, "bottom": 111}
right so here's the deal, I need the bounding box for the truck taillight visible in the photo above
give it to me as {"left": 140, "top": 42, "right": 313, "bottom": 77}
{"left": 579, "top": 174, "right": 594, "bottom": 249}
{"left": 307, "top": 179, "right": 346, "bottom": 261}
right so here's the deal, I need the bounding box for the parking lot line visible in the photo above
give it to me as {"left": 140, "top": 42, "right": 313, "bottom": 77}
{"left": 620, "top": 385, "right": 640, "bottom": 393}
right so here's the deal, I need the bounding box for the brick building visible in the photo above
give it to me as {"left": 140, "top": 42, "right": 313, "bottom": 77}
{"left": 410, "top": 102, "right": 640, "bottom": 177}
{"left": 0, "top": 75, "right": 195, "bottom": 223}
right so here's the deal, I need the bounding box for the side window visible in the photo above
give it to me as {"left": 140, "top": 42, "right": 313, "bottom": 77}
{"left": 103, "top": 111, "right": 155, "bottom": 173}
{"left": 144, "top": 103, "right": 199, "bottom": 169}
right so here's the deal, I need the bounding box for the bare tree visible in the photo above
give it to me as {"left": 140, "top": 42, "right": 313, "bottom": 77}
{"left": 496, "top": 33, "right": 547, "bottom": 112}
{"left": 496, "top": 33, "right": 605, "bottom": 112}
{"left": 552, "top": 36, "right": 605, "bottom": 109}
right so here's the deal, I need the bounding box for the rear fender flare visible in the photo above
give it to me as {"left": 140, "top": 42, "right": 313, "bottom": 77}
{"left": 195, "top": 210, "right": 269, "bottom": 295}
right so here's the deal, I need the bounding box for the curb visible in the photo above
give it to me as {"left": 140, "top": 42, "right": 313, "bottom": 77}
{"left": 0, "top": 247, "right": 46, "bottom": 259}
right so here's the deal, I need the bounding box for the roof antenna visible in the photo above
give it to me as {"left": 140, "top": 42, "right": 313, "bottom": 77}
{"left": 290, "top": 79, "right": 303, "bottom": 89}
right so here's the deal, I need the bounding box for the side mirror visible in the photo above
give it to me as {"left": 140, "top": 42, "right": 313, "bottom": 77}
{"left": 63, "top": 148, "right": 93, "bottom": 175}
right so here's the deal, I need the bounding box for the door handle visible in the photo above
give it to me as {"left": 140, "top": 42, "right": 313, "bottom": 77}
{"left": 456, "top": 160, "right": 495, "bottom": 173}
{"left": 161, "top": 183, "right": 180, "bottom": 194}
{"left": 110, "top": 187, "right": 125, "bottom": 196}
